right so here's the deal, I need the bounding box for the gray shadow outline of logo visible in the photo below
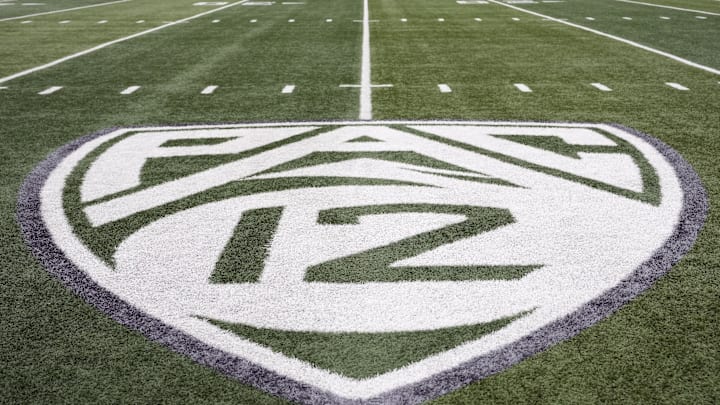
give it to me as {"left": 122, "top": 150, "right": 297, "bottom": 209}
{"left": 16, "top": 122, "right": 708, "bottom": 404}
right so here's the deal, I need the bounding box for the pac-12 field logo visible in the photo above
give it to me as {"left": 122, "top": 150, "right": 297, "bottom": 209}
{"left": 18, "top": 122, "right": 706, "bottom": 404}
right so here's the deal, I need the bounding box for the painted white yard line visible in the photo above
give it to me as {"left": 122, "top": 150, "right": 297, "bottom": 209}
{"left": 212, "top": 19, "right": 220, "bottom": 22}
{"left": 136, "top": 19, "right": 145, "bottom": 23}
{"left": 21, "top": 20, "right": 32, "bottom": 23}
{"left": 0, "top": 0, "right": 250, "bottom": 84}
{"left": 38, "top": 86, "right": 62, "bottom": 95}
{"left": 616, "top": 0, "right": 720, "bottom": 16}
{"left": 474, "top": 17, "right": 482, "bottom": 21}
{"left": 487, "top": 0, "right": 720, "bottom": 76}
{"left": 288, "top": 18, "right": 295, "bottom": 22}
{"left": 585, "top": 16, "right": 595, "bottom": 20}
{"left": 59, "top": 20, "right": 71, "bottom": 23}
{"left": 120, "top": 85, "right": 140, "bottom": 94}
{"left": 359, "top": 0, "right": 372, "bottom": 120}
{"left": 514, "top": 83, "right": 532, "bottom": 92}
{"left": 97, "top": 19, "right": 108, "bottom": 23}
{"left": 201, "top": 85, "right": 218, "bottom": 94}
{"left": 659, "top": 15, "right": 670, "bottom": 19}
{"left": 696, "top": 15, "right": 707, "bottom": 19}
{"left": 281, "top": 84, "right": 295, "bottom": 94}
{"left": 622, "top": 16, "right": 632, "bottom": 20}
{"left": 511, "top": 17, "right": 520, "bottom": 20}
{"left": 0, "top": 0, "right": 130, "bottom": 22}
{"left": 591, "top": 82, "right": 612, "bottom": 91}
{"left": 438, "top": 84, "right": 452, "bottom": 93}
{"left": 665, "top": 82, "right": 688, "bottom": 90}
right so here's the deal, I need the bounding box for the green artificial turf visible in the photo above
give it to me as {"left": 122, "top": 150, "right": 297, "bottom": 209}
{"left": 206, "top": 312, "right": 526, "bottom": 378}
{"left": 1, "top": 0, "right": 719, "bottom": 403}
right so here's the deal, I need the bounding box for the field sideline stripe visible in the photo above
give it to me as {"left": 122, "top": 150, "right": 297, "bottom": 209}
{"left": 616, "top": 0, "right": 720, "bottom": 16}
{"left": 0, "top": 0, "right": 132, "bottom": 23}
{"left": 0, "top": 0, "right": 250, "bottom": 84}
{"left": 487, "top": 0, "right": 720, "bottom": 76}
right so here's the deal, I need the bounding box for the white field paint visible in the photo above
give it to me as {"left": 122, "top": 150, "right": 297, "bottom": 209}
{"left": 59, "top": 20, "right": 70, "bottom": 23}
{"left": 97, "top": 19, "right": 108, "bottom": 23}
{"left": 250, "top": 18, "right": 257, "bottom": 22}
{"left": 622, "top": 16, "right": 632, "bottom": 20}
{"left": 21, "top": 20, "right": 32, "bottom": 23}
{"left": 475, "top": 17, "right": 482, "bottom": 21}
{"left": 44, "top": 122, "right": 684, "bottom": 399}
{"left": 665, "top": 82, "right": 689, "bottom": 90}
{"left": 38, "top": 86, "right": 62, "bottom": 95}
{"left": 514, "top": 83, "right": 532, "bottom": 92}
{"left": 212, "top": 19, "right": 220, "bottom": 22}
{"left": 326, "top": 18, "right": 332, "bottom": 22}
{"left": 512, "top": 17, "right": 520, "bottom": 20}
{"left": 201, "top": 85, "right": 218, "bottom": 94}
{"left": 359, "top": 0, "right": 372, "bottom": 120}
{"left": 487, "top": 0, "right": 720, "bottom": 76}
{"left": 659, "top": 16, "right": 670, "bottom": 19}
{"left": 438, "top": 18, "right": 445, "bottom": 21}
{"left": 0, "top": 0, "right": 251, "bottom": 85}
{"left": 120, "top": 85, "right": 140, "bottom": 94}
{"left": 591, "top": 82, "right": 612, "bottom": 91}
{"left": 0, "top": 0, "right": 130, "bottom": 22}
{"left": 696, "top": 16, "right": 707, "bottom": 19}
{"left": 438, "top": 84, "right": 452, "bottom": 93}
{"left": 585, "top": 17, "right": 594, "bottom": 20}
{"left": 136, "top": 19, "right": 144, "bottom": 23}
{"left": 401, "top": 17, "right": 407, "bottom": 22}
{"left": 617, "top": 0, "right": 720, "bottom": 16}
{"left": 288, "top": 18, "right": 294, "bottom": 22}
{"left": 281, "top": 85, "right": 295, "bottom": 94}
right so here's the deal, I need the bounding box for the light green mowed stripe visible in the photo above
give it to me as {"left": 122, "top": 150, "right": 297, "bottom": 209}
{"left": 0, "top": 0, "right": 112, "bottom": 19}
{"left": 0, "top": 0, "right": 212, "bottom": 76}
{"left": 1, "top": 0, "right": 362, "bottom": 121}
{"left": 521, "top": 0, "right": 720, "bottom": 69}
{"left": 371, "top": 0, "right": 720, "bottom": 120}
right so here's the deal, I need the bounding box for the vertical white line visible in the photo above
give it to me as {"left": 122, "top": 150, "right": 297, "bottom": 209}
{"left": 359, "top": 0, "right": 372, "bottom": 120}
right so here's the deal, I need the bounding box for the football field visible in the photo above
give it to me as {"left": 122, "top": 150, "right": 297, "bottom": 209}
{"left": 1, "top": 0, "right": 719, "bottom": 403}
